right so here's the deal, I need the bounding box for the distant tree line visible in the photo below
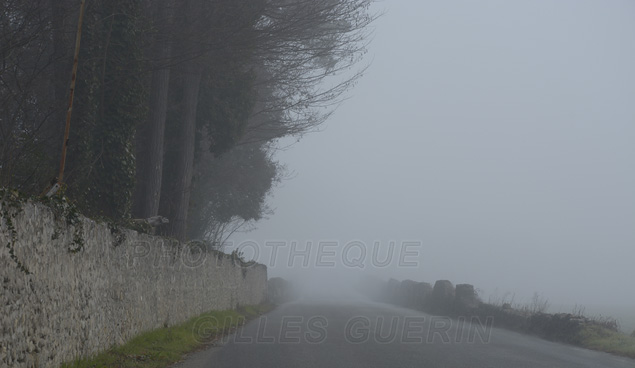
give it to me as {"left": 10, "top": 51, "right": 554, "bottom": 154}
{"left": 0, "top": 0, "right": 374, "bottom": 242}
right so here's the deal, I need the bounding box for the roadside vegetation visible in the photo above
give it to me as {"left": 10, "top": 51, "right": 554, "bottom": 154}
{"left": 365, "top": 278, "right": 635, "bottom": 360}
{"left": 61, "top": 304, "right": 273, "bottom": 368}
{"left": 483, "top": 294, "right": 635, "bottom": 359}
{"left": 576, "top": 321, "right": 635, "bottom": 359}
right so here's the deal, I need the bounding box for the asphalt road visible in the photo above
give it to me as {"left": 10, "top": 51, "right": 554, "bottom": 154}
{"left": 174, "top": 299, "right": 635, "bottom": 368}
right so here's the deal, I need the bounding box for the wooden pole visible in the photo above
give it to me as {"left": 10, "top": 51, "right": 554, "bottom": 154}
{"left": 57, "top": 0, "right": 87, "bottom": 185}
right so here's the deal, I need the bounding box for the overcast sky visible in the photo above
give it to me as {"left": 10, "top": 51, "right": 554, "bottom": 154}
{"left": 231, "top": 0, "right": 635, "bottom": 313}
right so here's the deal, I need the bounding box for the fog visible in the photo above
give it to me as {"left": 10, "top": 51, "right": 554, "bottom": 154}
{"left": 230, "top": 0, "right": 635, "bottom": 328}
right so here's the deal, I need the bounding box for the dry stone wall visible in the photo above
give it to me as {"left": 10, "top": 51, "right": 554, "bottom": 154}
{"left": 0, "top": 199, "right": 267, "bottom": 368}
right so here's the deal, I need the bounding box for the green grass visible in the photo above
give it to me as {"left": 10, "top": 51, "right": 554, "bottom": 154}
{"left": 577, "top": 324, "right": 635, "bottom": 359}
{"left": 62, "top": 304, "right": 274, "bottom": 368}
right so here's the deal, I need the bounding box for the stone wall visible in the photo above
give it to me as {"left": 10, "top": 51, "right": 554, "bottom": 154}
{"left": 360, "top": 276, "right": 621, "bottom": 347}
{"left": 0, "top": 199, "right": 267, "bottom": 368}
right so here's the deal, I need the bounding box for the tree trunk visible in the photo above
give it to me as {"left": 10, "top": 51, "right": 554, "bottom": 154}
{"left": 132, "top": 50, "right": 171, "bottom": 218}
{"left": 169, "top": 66, "right": 202, "bottom": 241}
{"left": 132, "top": 1, "right": 173, "bottom": 218}
{"left": 164, "top": 0, "right": 204, "bottom": 241}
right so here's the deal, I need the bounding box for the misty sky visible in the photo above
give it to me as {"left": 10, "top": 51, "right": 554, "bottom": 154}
{"left": 231, "top": 0, "right": 635, "bottom": 312}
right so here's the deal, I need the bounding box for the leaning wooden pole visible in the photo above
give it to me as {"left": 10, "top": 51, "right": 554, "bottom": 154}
{"left": 57, "top": 0, "right": 87, "bottom": 185}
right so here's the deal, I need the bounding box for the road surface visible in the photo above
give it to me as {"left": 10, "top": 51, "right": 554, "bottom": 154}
{"left": 174, "top": 299, "right": 635, "bottom": 368}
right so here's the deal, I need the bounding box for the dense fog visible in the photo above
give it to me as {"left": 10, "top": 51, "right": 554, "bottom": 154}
{"left": 230, "top": 0, "right": 635, "bottom": 330}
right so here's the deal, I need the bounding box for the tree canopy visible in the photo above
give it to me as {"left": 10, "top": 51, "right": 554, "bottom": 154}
{"left": 0, "top": 0, "right": 376, "bottom": 243}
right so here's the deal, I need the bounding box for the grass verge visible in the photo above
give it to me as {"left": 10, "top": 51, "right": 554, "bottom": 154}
{"left": 62, "top": 304, "right": 275, "bottom": 368}
{"left": 576, "top": 324, "right": 635, "bottom": 359}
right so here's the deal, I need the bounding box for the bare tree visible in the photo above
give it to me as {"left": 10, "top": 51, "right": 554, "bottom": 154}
{"left": 178, "top": 0, "right": 375, "bottom": 240}
{"left": 243, "top": 0, "right": 375, "bottom": 142}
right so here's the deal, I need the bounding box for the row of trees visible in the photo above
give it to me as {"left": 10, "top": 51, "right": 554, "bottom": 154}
{"left": 0, "top": 0, "right": 375, "bottom": 242}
